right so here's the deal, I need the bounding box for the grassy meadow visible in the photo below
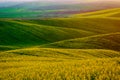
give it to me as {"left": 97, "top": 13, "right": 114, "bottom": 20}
{"left": 0, "top": 8, "right": 120, "bottom": 80}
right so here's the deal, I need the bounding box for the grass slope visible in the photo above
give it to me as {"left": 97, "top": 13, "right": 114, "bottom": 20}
{"left": 0, "top": 19, "right": 95, "bottom": 47}
{"left": 0, "top": 8, "right": 120, "bottom": 80}
{"left": 0, "top": 48, "right": 120, "bottom": 80}
{"left": 1, "top": 48, "right": 119, "bottom": 58}
{"left": 42, "top": 32, "right": 120, "bottom": 51}
{"left": 72, "top": 8, "right": 120, "bottom": 18}
{"left": 0, "top": 8, "right": 120, "bottom": 50}
{"left": 21, "top": 17, "right": 120, "bottom": 34}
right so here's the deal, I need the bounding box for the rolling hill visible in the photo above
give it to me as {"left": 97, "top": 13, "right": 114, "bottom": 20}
{"left": 0, "top": 4, "right": 120, "bottom": 80}
{"left": 1, "top": 48, "right": 120, "bottom": 59}
{"left": 42, "top": 32, "right": 120, "bottom": 51}
{"left": 0, "top": 19, "right": 94, "bottom": 47}
{"left": 0, "top": 8, "right": 120, "bottom": 50}
{"left": 72, "top": 8, "right": 120, "bottom": 18}
{"left": 0, "top": 1, "right": 120, "bottom": 18}
{"left": 22, "top": 17, "right": 120, "bottom": 33}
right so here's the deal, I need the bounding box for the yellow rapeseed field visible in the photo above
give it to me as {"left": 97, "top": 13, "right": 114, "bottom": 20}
{"left": 0, "top": 49, "right": 120, "bottom": 80}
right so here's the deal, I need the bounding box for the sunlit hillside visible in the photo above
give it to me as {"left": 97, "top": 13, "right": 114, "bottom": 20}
{"left": 42, "top": 32, "right": 120, "bottom": 51}
{"left": 0, "top": 7, "right": 120, "bottom": 80}
{"left": 72, "top": 8, "right": 120, "bottom": 18}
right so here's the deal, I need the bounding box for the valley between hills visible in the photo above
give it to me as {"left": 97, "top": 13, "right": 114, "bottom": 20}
{"left": 0, "top": 8, "right": 120, "bottom": 80}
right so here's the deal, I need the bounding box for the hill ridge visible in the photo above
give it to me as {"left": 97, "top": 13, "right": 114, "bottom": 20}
{"left": 41, "top": 32, "right": 120, "bottom": 51}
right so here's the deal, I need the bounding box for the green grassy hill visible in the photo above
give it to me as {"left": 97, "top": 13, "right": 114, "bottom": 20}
{"left": 0, "top": 8, "right": 120, "bottom": 80}
{"left": 0, "top": 19, "right": 95, "bottom": 47}
{"left": 42, "top": 32, "right": 120, "bottom": 51}
{"left": 0, "top": 8, "right": 120, "bottom": 50}
{"left": 20, "top": 17, "right": 120, "bottom": 34}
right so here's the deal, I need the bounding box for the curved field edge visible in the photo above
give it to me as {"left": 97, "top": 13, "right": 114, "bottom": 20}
{"left": 1, "top": 48, "right": 120, "bottom": 59}
{"left": 41, "top": 32, "right": 120, "bottom": 51}
{"left": 16, "top": 17, "right": 120, "bottom": 34}
{"left": 1, "top": 10, "right": 120, "bottom": 48}
{"left": 71, "top": 8, "right": 120, "bottom": 18}
{"left": 0, "top": 8, "right": 120, "bottom": 80}
{"left": 0, "top": 19, "right": 95, "bottom": 47}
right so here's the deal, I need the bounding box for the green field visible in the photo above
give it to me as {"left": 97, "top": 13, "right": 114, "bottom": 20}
{"left": 0, "top": 8, "right": 120, "bottom": 80}
{"left": 0, "top": 7, "right": 63, "bottom": 18}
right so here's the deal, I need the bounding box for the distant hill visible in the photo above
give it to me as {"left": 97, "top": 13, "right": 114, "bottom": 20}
{"left": 0, "top": 1, "right": 120, "bottom": 18}
{"left": 72, "top": 8, "right": 120, "bottom": 18}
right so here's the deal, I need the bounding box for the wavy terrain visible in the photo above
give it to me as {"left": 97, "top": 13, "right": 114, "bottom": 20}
{"left": 0, "top": 1, "right": 120, "bottom": 18}
{"left": 72, "top": 8, "right": 120, "bottom": 17}
{"left": 42, "top": 32, "right": 120, "bottom": 51}
{"left": 0, "top": 8, "right": 120, "bottom": 80}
